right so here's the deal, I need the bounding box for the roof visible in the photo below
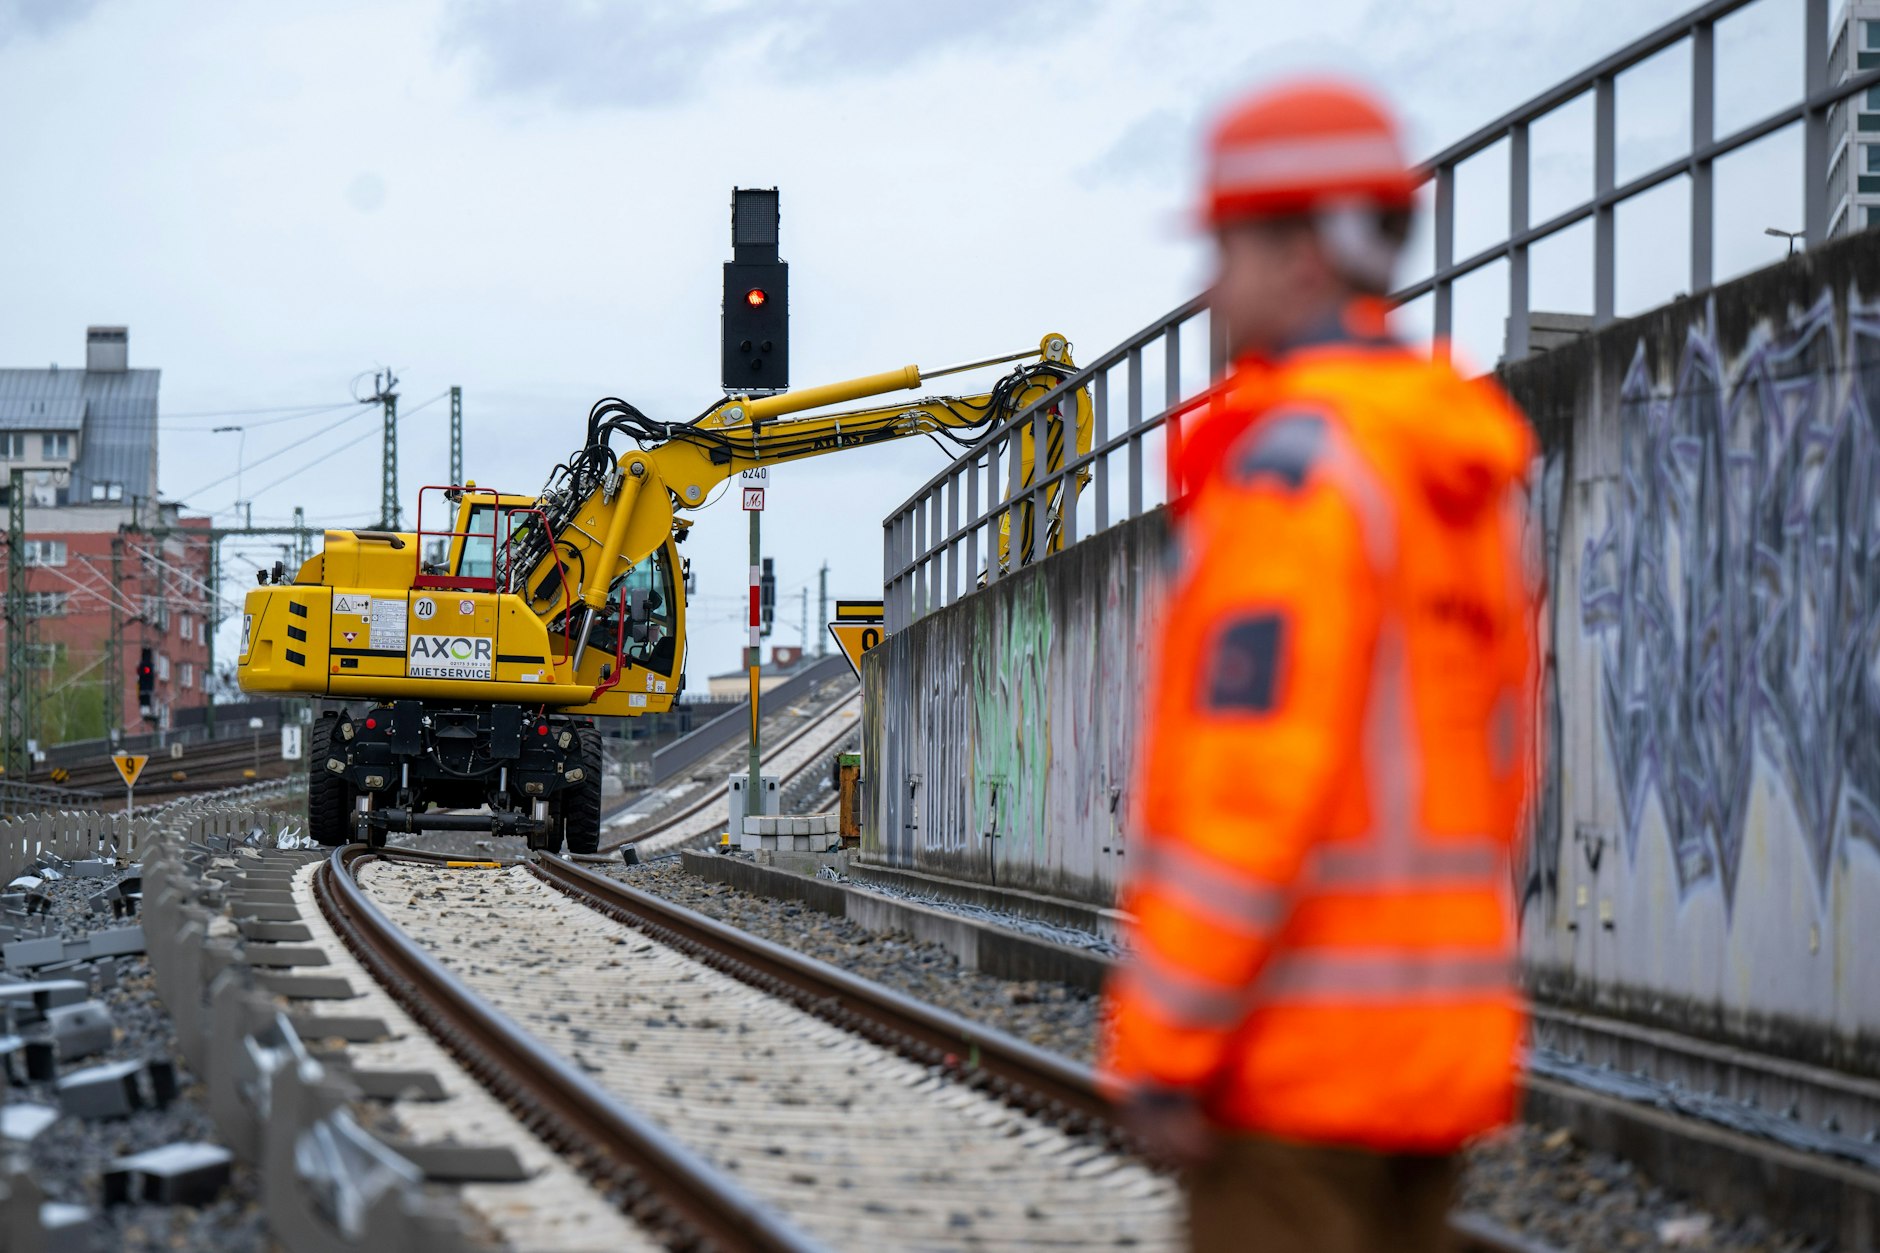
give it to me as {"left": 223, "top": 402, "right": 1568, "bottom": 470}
{"left": 0, "top": 370, "right": 87, "bottom": 431}
{"left": 0, "top": 366, "right": 160, "bottom": 503}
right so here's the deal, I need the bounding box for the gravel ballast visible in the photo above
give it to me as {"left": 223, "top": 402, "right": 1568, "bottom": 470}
{"left": 20, "top": 865, "right": 268, "bottom": 1253}
{"left": 615, "top": 857, "right": 1827, "bottom": 1253}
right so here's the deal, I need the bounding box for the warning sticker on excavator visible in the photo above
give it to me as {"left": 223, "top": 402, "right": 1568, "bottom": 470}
{"left": 369, "top": 599, "right": 407, "bottom": 650}
{"left": 409, "top": 635, "right": 493, "bottom": 680}
{"left": 335, "top": 594, "right": 370, "bottom": 615}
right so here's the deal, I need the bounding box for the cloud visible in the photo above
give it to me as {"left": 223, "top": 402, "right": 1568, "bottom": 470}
{"left": 0, "top": 0, "right": 108, "bottom": 47}
{"left": 439, "top": 0, "right": 1089, "bottom": 109}
{"left": 1077, "top": 107, "right": 1189, "bottom": 187}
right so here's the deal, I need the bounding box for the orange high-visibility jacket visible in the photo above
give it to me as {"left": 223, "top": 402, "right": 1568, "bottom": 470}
{"left": 1103, "top": 313, "right": 1538, "bottom": 1153}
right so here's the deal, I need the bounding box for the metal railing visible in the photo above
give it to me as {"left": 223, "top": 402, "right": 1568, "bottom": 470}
{"left": 885, "top": 0, "right": 1879, "bottom": 627}
{"left": 883, "top": 296, "right": 1217, "bottom": 632}
{"left": 1397, "top": 0, "right": 1880, "bottom": 359}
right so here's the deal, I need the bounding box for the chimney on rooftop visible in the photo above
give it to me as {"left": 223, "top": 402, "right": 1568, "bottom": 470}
{"left": 86, "top": 326, "right": 127, "bottom": 373}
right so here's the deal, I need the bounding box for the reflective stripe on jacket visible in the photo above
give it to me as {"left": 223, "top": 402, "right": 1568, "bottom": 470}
{"left": 1101, "top": 311, "right": 1538, "bottom": 1153}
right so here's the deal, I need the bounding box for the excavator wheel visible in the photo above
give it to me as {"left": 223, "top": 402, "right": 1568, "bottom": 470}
{"left": 307, "top": 715, "right": 354, "bottom": 848}
{"left": 561, "top": 725, "right": 604, "bottom": 856}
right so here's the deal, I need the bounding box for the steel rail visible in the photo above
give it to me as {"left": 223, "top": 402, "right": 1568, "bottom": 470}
{"left": 532, "top": 852, "right": 1544, "bottom": 1253}
{"left": 598, "top": 691, "right": 860, "bottom": 852}
{"left": 312, "top": 844, "right": 822, "bottom": 1253}
{"left": 533, "top": 852, "right": 1115, "bottom": 1125}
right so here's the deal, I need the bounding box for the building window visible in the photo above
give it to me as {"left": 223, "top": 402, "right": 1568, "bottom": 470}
{"left": 1866, "top": 205, "right": 1880, "bottom": 228}
{"left": 23, "top": 540, "right": 65, "bottom": 567}
{"left": 180, "top": 612, "right": 192, "bottom": 639}
{"left": 88, "top": 482, "right": 124, "bottom": 502}
{"left": 156, "top": 653, "right": 170, "bottom": 682}
{"left": 181, "top": 662, "right": 193, "bottom": 688}
{"left": 40, "top": 433, "right": 70, "bottom": 459}
{"left": 0, "top": 434, "right": 23, "bottom": 460}
{"left": 26, "top": 642, "right": 65, "bottom": 670}
{"left": 1865, "top": 20, "right": 1880, "bottom": 49}
{"left": 23, "top": 592, "right": 66, "bottom": 616}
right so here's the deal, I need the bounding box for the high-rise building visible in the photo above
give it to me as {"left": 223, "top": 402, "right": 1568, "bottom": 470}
{"left": 1827, "top": 1, "right": 1880, "bottom": 237}
{"left": 0, "top": 327, "right": 213, "bottom": 745}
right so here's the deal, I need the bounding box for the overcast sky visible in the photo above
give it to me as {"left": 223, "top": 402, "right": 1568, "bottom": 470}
{"left": 0, "top": 0, "right": 1816, "bottom": 691}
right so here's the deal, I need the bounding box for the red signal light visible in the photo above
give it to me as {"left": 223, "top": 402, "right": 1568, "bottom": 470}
{"left": 365, "top": 718, "right": 377, "bottom": 730}
{"left": 745, "top": 288, "right": 767, "bottom": 308}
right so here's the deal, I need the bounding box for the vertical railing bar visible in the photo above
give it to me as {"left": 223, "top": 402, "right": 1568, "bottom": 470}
{"left": 884, "top": 513, "right": 899, "bottom": 632}
{"left": 1692, "top": 19, "right": 1716, "bottom": 293}
{"left": 1164, "top": 321, "right": 1184, "bottom": 508}
{"left": 1804, "top": 0, "right": 1830, "bottom": 246}
{"left": 966, "top": 450, "right": 980, "bottom": 594}
{"left": 1433, "top": 163, "right": 1456, "bottom": 355}
{"left": 913, "top": 494, "right": 927, "bottom": 620}
{"left": 946, "top": 466, "right": 960, "bottom": 607}
{"left": 1128, "top": 345, "right": 1145, "bottom": 519}
{"left": 1093, "top": 368, "right": 1110, "bottom": 533}
{"left": 1007, "top": 425, "right": 1024, "bottom": 576}
{"left": 932, "top": 485, "right": 945, "bottom": 608}
{"left": 1507, "top": 121, "right": 1531, "bottom": 362}
{"left": 1031, "top": 406, "right": 1050, "bottom": 566}
{"left": 1593, "top": 73, "right": 1617, "bottom": 326}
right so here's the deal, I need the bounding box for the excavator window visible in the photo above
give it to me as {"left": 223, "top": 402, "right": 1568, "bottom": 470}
{"left": 456, "top": 504, "right": 496, "bottom": 581}
{"left": 586, "top": 545, "right": 679, "bottom": 677}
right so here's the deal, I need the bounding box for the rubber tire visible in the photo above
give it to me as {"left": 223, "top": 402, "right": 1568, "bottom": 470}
{"left": 307, "top": 715, "right": 354, "bottom": 847}
{"left": 561, "top": 725, "right": 604, "bottom": 856}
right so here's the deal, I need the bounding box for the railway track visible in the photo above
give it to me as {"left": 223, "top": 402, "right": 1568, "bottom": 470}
{"left": 313, "top": 840, "right": 1543, "bottom": 1252}
{"left": 603, "top": 691, "right": 860, "bottom": 855}
{"left": 28, "top": 736, "right": 293, "bottom": 799}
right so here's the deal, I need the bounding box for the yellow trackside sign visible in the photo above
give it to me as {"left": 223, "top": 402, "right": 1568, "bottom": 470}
{"left": 111, "top": 754, "right": 148, "bottom": 787}
{"left": 827, "top": 621, "right": 883, "bottom": 680}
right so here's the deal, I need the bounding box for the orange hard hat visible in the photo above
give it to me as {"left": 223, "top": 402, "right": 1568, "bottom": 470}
{"left": 1204, "top": 78, "right": 1419, "bottom": 224}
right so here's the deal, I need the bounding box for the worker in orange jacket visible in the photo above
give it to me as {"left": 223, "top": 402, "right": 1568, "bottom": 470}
{"left": 1101, "top": 79, "right": 1538, "bottom": 1253}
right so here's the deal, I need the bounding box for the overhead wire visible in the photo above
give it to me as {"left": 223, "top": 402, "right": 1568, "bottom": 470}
{"left": 162, "top": 399, "right": 366, "bottom": 431}
{"left": 176, "top": 402, "right": 379, "bottom": 503}
{"left": 217, "top": 391, "right": 449, "bottom": 503}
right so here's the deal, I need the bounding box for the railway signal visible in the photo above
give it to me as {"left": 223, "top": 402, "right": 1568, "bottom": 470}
{"left": 722, "top": 188, "right": 788, "bottom": 391}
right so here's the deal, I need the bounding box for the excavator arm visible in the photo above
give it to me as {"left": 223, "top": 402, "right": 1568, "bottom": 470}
{"left": 503, "top": 332, "right": 1091, "bottom": 656}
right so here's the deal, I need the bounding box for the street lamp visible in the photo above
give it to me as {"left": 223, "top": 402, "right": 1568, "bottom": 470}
{"left": 211, "top": 425, "right": 247, "bottom": 526}
{"left": 1764, "top": 226, "right": 1804, "bottom": 258}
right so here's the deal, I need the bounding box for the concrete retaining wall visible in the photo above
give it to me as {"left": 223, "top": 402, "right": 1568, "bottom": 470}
{"left": 866, "top": 231, "right": 1880, "bottom": 1070}
{"left": 861, "top": 510, "right": 1165, "bottom": 907}
{"left": 1505, "top": 234, "right": 1880, "bottom": 1070}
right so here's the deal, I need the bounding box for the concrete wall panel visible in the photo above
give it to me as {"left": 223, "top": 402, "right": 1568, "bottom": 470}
{"left": 1504, "top": 236, "right": 1880, "bottom": 1067}
{"left": 863, "top": 511, "right": 1165, "bottom": 906}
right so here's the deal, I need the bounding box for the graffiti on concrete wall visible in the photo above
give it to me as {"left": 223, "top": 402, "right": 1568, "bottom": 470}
{"left": 1578, "top": 290, "right": 1880, "bottom": 910}
{"left": 970, "top": 579, "right": 1053, "bottom": 856}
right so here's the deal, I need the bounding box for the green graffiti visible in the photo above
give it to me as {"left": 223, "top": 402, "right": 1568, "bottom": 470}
{"left": 971, "top": 579, "right": 1053, "bottom": 857}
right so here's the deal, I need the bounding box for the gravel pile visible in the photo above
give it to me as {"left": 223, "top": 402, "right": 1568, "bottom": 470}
{"left": 19, "top": 866, "right": 267, "bottom": 1253}
{"left": 618, "top": 857, "right": 1828, "bottom": 1253}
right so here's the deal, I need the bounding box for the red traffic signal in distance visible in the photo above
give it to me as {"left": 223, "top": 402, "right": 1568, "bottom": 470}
{"left": 745, "top": 287, "right": 767, "bottom": 308}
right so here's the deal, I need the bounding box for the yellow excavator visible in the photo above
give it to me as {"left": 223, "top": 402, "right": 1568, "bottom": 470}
{"left": 238, "top": 335, "right": 1090, "bottom": 851}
